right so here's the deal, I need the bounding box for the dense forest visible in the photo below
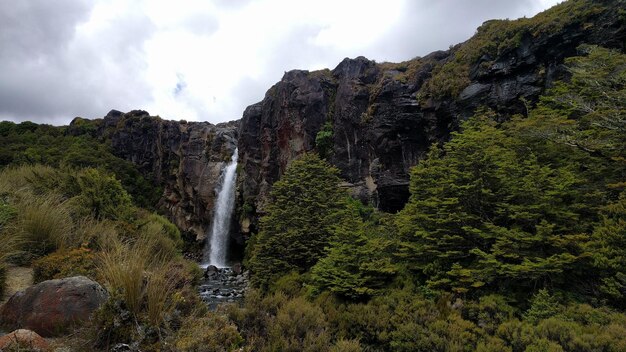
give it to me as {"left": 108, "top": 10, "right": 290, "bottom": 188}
{"left": 1, "top": 1, "right": 626, "bottom": 351}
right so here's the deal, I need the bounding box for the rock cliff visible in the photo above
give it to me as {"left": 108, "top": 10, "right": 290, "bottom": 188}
{"left": 97, "top": 109, "right": 239, "bottom": 243}
{"left": 237, "top": 0, "right": 626, "bottom": 234}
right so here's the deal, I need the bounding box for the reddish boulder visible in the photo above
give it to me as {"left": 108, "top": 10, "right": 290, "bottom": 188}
{"left": 0, "top": 329, "right": 50, "bottom": 351}
{"left": 0, "top": 276, "right": 108, "bottom": 337}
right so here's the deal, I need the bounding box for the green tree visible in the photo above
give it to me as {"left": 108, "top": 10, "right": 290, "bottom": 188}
{"left": 75, "top": 168, "right": 134, "bottom": 220}
{"left": 315, "top": 121, "right": 334, "bottom": 160}
{"left": 310, "top": 200, "right": 397, "bottom": 299}
{"left": 589, "top": 191, "right": 626, "bottom": 308}
{"left": 396, "top": 116, "right": 589, "bottom": 297}
{"left": 248, "top": 153, "right": 346, "bottom": 290}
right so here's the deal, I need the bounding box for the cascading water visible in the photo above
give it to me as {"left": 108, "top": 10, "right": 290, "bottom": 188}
{"left": 203, "top": 148, "right": 238, "bottom": 267}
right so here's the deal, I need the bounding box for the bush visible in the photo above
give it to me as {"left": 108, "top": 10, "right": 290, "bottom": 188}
{"left": 315, "top": 121, "right": 334, "bottom": 159}
{"left": 174, "top": 314, "right": 243, "bottom": 352}
{"left": 330, "top": 339, "right": 363, "bottom": 352}
{"left": 267, "top": 296, "right": 330, "bottom": 351}
{"left": 74, "top": 168, "right": 133, "bottom": 221}
{"left": 32, "top": 247, "right": 97, "bottom": 283}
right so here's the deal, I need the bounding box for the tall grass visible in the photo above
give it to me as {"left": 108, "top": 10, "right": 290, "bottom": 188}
{"left": 73, "top": 217, "right": 119, "bottom": 250}
{"left": 146, "top": 265, "right": 176, "bottom": 326}
{"left": 0, "top": 164, "right": 62, "bottom": 196}
{"left": 16, "top": 194, "right": 72, "bottom": 257}
{"left": 98, "top": 239, "right": 152, "bottom": 314}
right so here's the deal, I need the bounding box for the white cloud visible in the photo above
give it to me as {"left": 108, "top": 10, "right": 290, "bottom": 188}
{"left": 0, "top": 0, "right": 563, "bottom": 125}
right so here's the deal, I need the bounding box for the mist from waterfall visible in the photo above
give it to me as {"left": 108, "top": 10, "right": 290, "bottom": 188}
{"left": 203, "top": 148, "right": 238, "bottom": 267}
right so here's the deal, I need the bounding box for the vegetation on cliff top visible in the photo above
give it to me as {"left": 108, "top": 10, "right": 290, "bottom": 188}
{"left": 421, "top": 0, "right": 606, "bottom": 100}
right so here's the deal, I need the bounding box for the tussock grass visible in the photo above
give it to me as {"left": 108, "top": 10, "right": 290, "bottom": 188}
{"left": 0, "top": 224, "right": 23, "bottom": 298}
{"left": 98, "top": 239, "right": 151, "bottom": 314}
{"left": 0, "top": 164, "right": 62, "bottom": 195}
{"left": 146, "top": 265, "right": 176, "bottom": 326}
{"left": 99, "top": 236, "right": 173, "bottom": 314}
{"left": 15, "top": 194, "right": 72, "bottom": 257}
{"left": 73, "top": 217, "right": 119, "bottom": 250}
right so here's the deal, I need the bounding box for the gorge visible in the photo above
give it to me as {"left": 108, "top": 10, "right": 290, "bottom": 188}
{"left": 84, "top": 0, "right": 625, "bottom": 256}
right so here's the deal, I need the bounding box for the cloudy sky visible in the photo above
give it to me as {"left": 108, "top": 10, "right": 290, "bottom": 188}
{"left": 0, "top": 0, "right": 561, "bottom": 125}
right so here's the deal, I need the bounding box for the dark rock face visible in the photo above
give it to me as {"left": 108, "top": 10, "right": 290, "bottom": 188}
{"left": 0, "top": 276, "right": 108, "bottom": 337}
{"left": 237, "top": 0, "right": 626, "bottom": 223}
{"left": 99, "top": 110, "right": 239, "bottom": 242}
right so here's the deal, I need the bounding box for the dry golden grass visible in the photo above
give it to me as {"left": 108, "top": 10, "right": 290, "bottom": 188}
{"left": 145, "top": 265, "right": 176, "bottom": 326}
{"left": 98, "top": 238, "right": 152, "bottom": 314}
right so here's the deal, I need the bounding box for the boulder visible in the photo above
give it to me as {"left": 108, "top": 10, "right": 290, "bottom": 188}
{"left": 231, "top": 263, "right": 243, "bottom": 276}
{"left": 205, "top": 265, "right": 219, "bottom": 279}
{"left": 0, "top": 276, "right": 108, "bottom": 337}
{"left": 0, "top": 329, "right": 50, "bottom": 351}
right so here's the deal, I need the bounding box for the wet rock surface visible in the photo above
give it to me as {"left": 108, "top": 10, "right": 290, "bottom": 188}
{"left": 198, "top": 266, "right": 249, "bottom": 310}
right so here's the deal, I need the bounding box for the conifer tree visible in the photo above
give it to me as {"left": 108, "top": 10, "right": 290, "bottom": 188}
{"left": 396, "top": 116, "right": 588, "bottom": 297}
{"left": 310, "top": 200, "right": 397, "bottom": 299}
{"left": 248, "top": 153, "right": 346, "bottom": 290}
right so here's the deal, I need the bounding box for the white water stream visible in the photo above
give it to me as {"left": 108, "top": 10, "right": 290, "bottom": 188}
{"left": 203, "top": 148, "right": 238, "bottom": 267}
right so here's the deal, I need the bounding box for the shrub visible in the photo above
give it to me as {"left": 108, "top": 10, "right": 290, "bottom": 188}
{"left": 330, "top": 339, "right": 363, "bottom": 352}
{"left": 463, "top": 295, "right": 517, "bottom": 334}
{"left": 136, "top": 212, "right": 183, "bottom": 260}
{"left": 267, "top": 296, "right": 330, "bottom": 351}
{"left": 315, "top": 121, "right": 334, "bottom": 159}
{"left": 174, "top": 314, "right": 243, "bottom": 352}
{"left": 32, "top": 247, "right": 97, "bottom": 283}
{"left": 144, "top": 212, "right": 183, "bottom": 249}
{"left": 74, "top": 168, "right": 133, "bottom": 221}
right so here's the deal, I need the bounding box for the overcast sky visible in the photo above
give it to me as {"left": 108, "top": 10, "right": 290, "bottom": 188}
{"left": 0, "top": 0, "right": 562, "bottom": 125}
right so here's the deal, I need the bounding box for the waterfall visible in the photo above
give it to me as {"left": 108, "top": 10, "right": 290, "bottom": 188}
{"left": 203, "top": 148, "right": 238, "bottom": 267}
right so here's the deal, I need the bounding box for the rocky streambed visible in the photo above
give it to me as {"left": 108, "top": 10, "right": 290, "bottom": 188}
{"left": 198, "top": 265, "right": 249, "bottom": 310}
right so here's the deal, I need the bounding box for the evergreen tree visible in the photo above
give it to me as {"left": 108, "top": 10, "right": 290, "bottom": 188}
{"left": 396, "top": 116, "right": 589, "bottom": 297}
{"left": 248, "top": 153, "right": 346, "bottom": 290}
{"left": 589, "top": 191, "right": 626, "bottom": 308}
{"left": 310, "top": 199, "right": 397, "bottom": 299}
